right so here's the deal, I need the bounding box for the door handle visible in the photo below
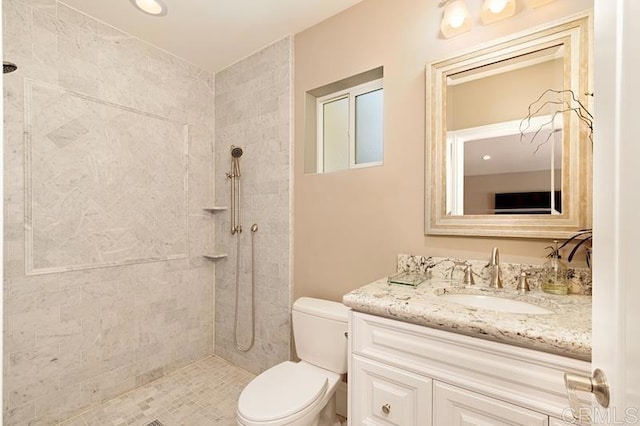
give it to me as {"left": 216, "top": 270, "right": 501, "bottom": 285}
{"left": 564, "top": 368, "right": 610, "bottom": 423}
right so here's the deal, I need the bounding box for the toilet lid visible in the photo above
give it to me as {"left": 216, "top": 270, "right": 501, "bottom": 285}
{"left": 238, "top": 362, "right": 328, "bottom": 422}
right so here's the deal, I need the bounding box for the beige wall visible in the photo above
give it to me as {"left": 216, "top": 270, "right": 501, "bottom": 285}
{"left": 293, "top": 0, "right": 593, "bottom": 302}
{"left": 449, "top": 58, "right": 564, "bottom": 130}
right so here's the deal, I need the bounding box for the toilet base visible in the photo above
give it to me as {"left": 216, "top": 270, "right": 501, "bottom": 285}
{"left": 316, "top": 394, "right": 337, "bottom": 426}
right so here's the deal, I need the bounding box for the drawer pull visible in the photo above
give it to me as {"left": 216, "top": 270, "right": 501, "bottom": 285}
{"left": 381, "top": 403, "right": 391, "bottom": 414}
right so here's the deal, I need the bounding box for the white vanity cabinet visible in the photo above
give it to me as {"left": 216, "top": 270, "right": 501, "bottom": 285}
{"left": 348, "top": 311, "right": 589, "bottom": 426}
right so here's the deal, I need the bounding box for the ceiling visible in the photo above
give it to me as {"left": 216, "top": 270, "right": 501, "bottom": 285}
{"left": 60, "top": 0, "right": 365, "bottom": 73}
{"left": 464, "top": 132, "right": 562, "bottom": 176}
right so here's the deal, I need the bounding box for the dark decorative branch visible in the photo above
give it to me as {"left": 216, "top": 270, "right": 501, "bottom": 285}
{"left": 520, "top": 89, "right": 593, "bottom": 153}
{"left": 547, "top": 228, "right": 593, "bottom": 267}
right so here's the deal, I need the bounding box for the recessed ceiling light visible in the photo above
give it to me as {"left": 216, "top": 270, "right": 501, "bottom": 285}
{"left": 483, "top": 155, "right": 492, "bottom": 160}
{"left": 130, "top": 0, "right": 168, "bottom": 16}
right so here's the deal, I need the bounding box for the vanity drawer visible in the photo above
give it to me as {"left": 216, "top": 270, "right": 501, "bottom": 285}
{"left": 350, "top": 311, "right": 590, "bottom": 418}
{"left": 351, "top": 355, "right": 432, "bottom": 426}
{"left": 434, "top": 381, "right": 548, "bottom": 425}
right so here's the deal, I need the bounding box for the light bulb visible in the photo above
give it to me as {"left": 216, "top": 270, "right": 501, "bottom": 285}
{"left": 480, "top": 0, "right": 515, "bottom": 25}
{"left": 445, "top": 1, "right": 469, "bottom": 29}
{"left": 449, "top": 12, "right": 466, "bottom": 29}
{"left": 441, "top": 0, "right": 472, "bottom": 38}
{"left": 489, "top": 0, "right": 508, "bottom": 13}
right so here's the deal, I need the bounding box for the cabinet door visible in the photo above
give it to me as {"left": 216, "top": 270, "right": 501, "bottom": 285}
{"left": 351, "top": 355, "right": 432, "bottom": 425}
{"left": 434, "top": 381, "right": 548, "bottom": 426}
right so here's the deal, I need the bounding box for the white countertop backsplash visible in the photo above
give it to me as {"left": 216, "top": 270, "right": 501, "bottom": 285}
{"left": 342, "top": 254, "right": 592, "bottom": 361}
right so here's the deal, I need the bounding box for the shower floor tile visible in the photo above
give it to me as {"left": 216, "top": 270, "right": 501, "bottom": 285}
{"left": 57, "top": 356, "right": 255, "bottom": 426}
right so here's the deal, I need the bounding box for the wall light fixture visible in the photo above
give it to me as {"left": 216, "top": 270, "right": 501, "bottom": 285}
{"left": 440, "top": 0, "right": 473, "bottom": 39}
{"left": 440, "top": 0, "right": 556, "bottom": 39}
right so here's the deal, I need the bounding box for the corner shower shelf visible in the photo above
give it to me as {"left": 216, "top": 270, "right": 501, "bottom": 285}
{"left": 203, "top": 253, "right": 228, "bottom": 260}
{"left": 202, "top": 206, "right": 228, "bottom": 260}
{"left": 203, "top": 206, "right": 228, "bottom": 213}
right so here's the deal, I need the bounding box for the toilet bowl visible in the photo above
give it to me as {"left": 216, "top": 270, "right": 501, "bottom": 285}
{"left": 237, "top": 361, "right": 340, "bottom": 426}
{"left": 236, "top": 298, "right": 350, "bottom": 426}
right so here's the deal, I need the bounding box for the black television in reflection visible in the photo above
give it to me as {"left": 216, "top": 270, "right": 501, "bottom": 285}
{"left": 494, "top": 191, "right": 561, "bottom": 215}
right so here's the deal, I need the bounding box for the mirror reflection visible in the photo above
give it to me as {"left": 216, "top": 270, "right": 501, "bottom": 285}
{"left": 426, "top": 15, "right": 591, "bottom": 238}
{"left": 446, "top": 45, "right": 564, "bottom": 216}
{"left": 447, "top": 116, "right": 563, "bottom": 215}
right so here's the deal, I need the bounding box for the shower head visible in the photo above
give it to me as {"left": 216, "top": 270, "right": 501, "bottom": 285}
{"left": 231, "top": 146, "right": 243, "bottom": 158}
{"left": 3, "top": 61, "right": 17, "bottom": 74}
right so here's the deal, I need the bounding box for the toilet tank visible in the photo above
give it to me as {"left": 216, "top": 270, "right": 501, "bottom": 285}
{"left": 292, "top": 297, "right": 350, "bottom": 374}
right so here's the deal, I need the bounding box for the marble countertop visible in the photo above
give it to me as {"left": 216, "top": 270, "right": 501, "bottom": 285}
{"left": 342, "top": 278, "right": 592, "bottom": 361}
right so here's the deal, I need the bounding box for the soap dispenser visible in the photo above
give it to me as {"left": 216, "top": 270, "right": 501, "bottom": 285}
{"left": 542, "top": 240, "right": 568, "bottom": 295}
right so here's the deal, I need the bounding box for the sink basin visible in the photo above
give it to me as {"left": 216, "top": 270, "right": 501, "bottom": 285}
{"left": 439, "top": 294, "right": 553, "bottom": 314}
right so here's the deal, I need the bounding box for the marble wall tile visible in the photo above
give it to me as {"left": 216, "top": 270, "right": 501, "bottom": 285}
{"left": 24, "top": 81, "right": 189, "bottom": 273}
{"left": 214, "top": 37, "right": 293, "bottom": 375}
{"left": 3, "top": 1, "right": 216, "bottom": 424}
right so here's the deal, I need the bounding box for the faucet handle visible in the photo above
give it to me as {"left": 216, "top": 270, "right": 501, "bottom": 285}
{"left": 449, "top": 261, "right": 467, "bottom": 279}
{"left": 517, "top": 271, "right": 530, "bottom": 293}
{"left": 463, "top": 263, "right": 475, "bottom": 286}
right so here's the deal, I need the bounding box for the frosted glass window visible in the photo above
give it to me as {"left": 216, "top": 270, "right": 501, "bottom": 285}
{"left": 315, "top": 78, "right": 383, "bottom": 173}
{"left": 323, "top": 97, "right": 349, "bottom": 173}
{"left": 355, "top": 88, "right": 383, "bottom": 164}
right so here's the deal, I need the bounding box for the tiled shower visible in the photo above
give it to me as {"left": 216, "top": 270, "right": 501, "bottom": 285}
{"left": 214, "top": 38, "right": 292, "bottom": 375}
{"left": 2, "top": 0, "right": 293, "bottom": 424}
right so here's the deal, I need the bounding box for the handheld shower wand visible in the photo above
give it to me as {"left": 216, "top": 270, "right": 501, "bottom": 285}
{"left": 226, "top": 145, "right": 258, "bottom": 352}
{"left": 231, "top": 145, "right": 243, "bottom": 177}
{"left": 228, "top": 145, "right": 244, "bottom": 234}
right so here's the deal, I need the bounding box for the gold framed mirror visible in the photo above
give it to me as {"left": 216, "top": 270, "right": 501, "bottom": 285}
{"left": 425, "top": 14, "right": 592, "bottom": 238}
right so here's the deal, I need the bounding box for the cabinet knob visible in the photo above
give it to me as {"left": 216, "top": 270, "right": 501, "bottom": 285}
{"left": 381, "top": 403, "right": 391, "bottom": 414}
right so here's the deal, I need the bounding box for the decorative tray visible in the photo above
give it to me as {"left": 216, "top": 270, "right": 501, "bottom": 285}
{"left": 387, "top": 271, "right": 429, "bottom": 287}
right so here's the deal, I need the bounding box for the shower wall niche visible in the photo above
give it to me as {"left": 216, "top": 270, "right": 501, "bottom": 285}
{"left": 214, "top": 37, "right": 293, "bottom": 375}
{"left": 3, "top": 1, "right": 215, "bottom": 424}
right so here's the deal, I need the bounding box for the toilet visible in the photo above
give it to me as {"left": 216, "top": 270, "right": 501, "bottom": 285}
{"left": 237, "top": 297, "right": 350, "bottom": 426}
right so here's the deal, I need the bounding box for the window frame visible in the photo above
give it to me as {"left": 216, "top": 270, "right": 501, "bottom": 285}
{"left": 316, "top": 78, "right": 384, "bottom": 173}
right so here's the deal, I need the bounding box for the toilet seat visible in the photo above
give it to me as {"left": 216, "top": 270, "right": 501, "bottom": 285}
{"left": 237, "top": 361, "right": 330, "bottom": 424}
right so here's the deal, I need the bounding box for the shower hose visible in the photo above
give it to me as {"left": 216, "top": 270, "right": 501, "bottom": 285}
{"left": 233, "top": 224, "right": 257, "bottom": 352}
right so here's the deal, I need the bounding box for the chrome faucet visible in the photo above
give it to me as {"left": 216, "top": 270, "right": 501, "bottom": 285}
{"left": 487, "top": 247, "right": 503, "bottom": 288}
